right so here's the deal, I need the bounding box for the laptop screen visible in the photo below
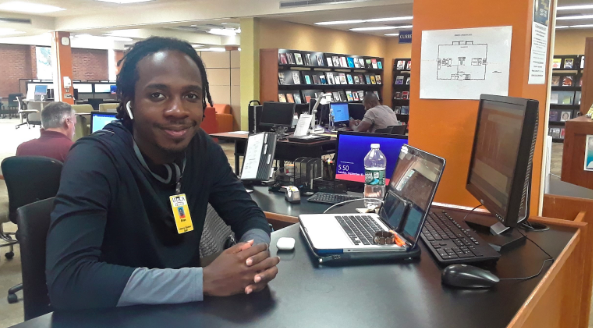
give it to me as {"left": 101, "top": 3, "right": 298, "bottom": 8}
{"left": 379, "top": 145, "right": 446, "bottom": 246}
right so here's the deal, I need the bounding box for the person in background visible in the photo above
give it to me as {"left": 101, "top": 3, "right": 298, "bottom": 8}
{"left": 46, "top": 36, "right": 279, "bottom": 310}
{"left": 350, "top": 93, "right": 399, "bottom": 133}
{"left": 16, "top": 102, "right": 76, "bottom": 162}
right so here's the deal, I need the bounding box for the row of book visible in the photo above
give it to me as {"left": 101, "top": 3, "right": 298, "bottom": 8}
{"left": 279, "top": 71, "right": 383, "bottom": 86}
{"left": 550, "top": 92, "right": 580, "bottom": 106}
{"left": 394, "top": 91, "right": 410, "bottom": 100}
{"left": 552, "top": 56, "right": 584, "bottom": 70}
{"left": 394, "top": 106, "right": 410, "bottom": 115}
{"left": 549, "top": 109, "right": 575, "bottom": 122}
{"left": 278, "top": 90, "right": 380, "bottom": 104}
{"left": 395, "top": 60, "right": 412, "bottom": 71}
{"left": 551, "top": 75, "right": 582, "bottom": 87}
{"left": 548, "top": 127, "right": 566, "bottom": 140}
{"left": 279, "top": 52, "right": 383, "bottom": 69}
{"left": 394, "top": 75, "right": 411, "bottom": 85}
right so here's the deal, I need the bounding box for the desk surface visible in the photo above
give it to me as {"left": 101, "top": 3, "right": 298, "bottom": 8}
{"left": 12, "top": 200, "right": 576, "bottom": 328}
{"left": 210, "top": 132, "right": 336, "bottom": 146}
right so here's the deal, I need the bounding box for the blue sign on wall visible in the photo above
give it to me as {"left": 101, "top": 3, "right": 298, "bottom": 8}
{"left": 399, "top": 30, "right": 413, "bottom": 44}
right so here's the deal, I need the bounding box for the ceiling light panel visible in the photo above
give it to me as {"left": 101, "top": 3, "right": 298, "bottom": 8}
{"left": 350, "top": 26, "right": 397, "bottom": 31}
{"left": 316, "top": 16, "right": 412, "bottom": 25}
{"left": 556, "top": 14, "right": 593, "bottom": 20}
{"left": 95, "top": 0, "right": 154, "bottom": 3}
{"left": 0, "top": 1, "right": 65, "bottom": 13}
{"left": 557, "top": 4, "right": 593, "bottom": 10}
{"left": 0, "top": 27, "right": 25, "bottom": 36}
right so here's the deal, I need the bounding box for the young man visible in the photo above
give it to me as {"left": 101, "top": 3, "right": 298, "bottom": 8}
{"left": 46, "top": 37, "right": 279, "bottom": 310}
{"left": 350, "top": 93, "right": 399, "bottom": 133}
{"left": 16, "top": 102, "right": 76, "bottom": 162}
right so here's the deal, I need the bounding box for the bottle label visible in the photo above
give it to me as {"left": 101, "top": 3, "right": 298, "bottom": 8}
{"left": 365, "top": 169, "right": 385, "bottom": 185}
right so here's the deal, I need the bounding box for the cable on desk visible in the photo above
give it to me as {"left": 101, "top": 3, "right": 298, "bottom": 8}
{"left": 462, "top": 204, "right": 483, "bottom": 222}
{"left": 323, "top": 198, "right": 384, "bottom": 214}
{"left": 499, "top": 229, "right": 555, "bottom": 281}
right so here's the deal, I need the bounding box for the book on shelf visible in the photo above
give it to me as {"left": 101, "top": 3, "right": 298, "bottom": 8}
{"left": 352, "top": 91, "right": 360, "bottom": 101}
{"left": 549, "top": 110, "right": 559, "bottom": 121}
{"left": 339, "top": 73, "right": 347, "bottom": 84}
{"left": 279, "top": 53, "right": 288, "bottom": 65}
{"left": 552, "top": 58, "right": 562, "bottom": 69}
{"left": 560, "top": 110, "right": 572, "bottom": 122}
{"left": 340, "top": 56, "right": 348, "bottom": 67}
{"left": 377, "top": 61, "right": 383, "bottom": 69}
{"left": 286, "top": 93, "right": 295, "bottom": 103}
{"left": 562, "top": 76, "right": 573, "bottom": 86}
{"left": 332, "top": 56, "right": 340, "bottom": 67}
{"left": 304, "top": 75, "right": 312, "bottom": 85}
{"left": 320, "top": 75, "right": 327, "bottom": 84}
{"left": 304, "top": 54, "right": 311, "bottom": 66}
{"left": 370, "top": 75, "right": 376, "bottom": 84}
{"left": 347, "top": 74, "right": 354, "bottom": 84}
{"left": 395, "top": 76, "right": 404, "bottom": 85}
{"left": 347, "top": 57, "right": 355, "bottom": 68}
{"left": 402, "top": 91, "right": 409, "bottom": 100}
{"left": 375, "top": 75, "right": 382, "bottom": 85}
{"left": 371, "top": 59, "right": 378, "bottom": 69}
{"left": 582, "top": 56, "right": 585, "bottom": 69}
{"left": 551, "top": 75, "right": 560, "bottom": 86}
{"left": 292, "top": 72, "right": 301, "bottom": 85}
{"left": 305, "top": 95, "right": 312, "bottom": 103}
{"left": 294, "top": 93, "right": 302, "bottom": 104}
{"left": 327, "top": 73, "right": 335, "bottom": 85}
{"left": 564, "top": 58, "right": 574, "bottom": 69}
{"left": 562, "top": 96, "right": 572, "bottom": 105}
{"left": 401, "top": 106, "right": 409, "bottom": 115}
{"left": 357, "top": 91, "right": 365, "bottom": 99}
{"left": 278, "top": 72, "right": 286, "bottom": 85}
{"left": 317, "top": 55, "right": 324, "bottom": 66}
{"left": 550, "top": 93, "right": 559, "bottom": 104}
{"left": 278, "top": 93, "right": 287, "bottom": 102}
{"left": 346, "top": 90, "right": 354, "bottom": 102}
{"left": 366, "top": 59, "right": 372, "bottom": 68}
{"left": 560, "top": 128, "right": 566, "bottom": 139}
{"left": 551, "top": 128, "right": 561, "bottom": 139}
{"left": 354, "top": 58, "right": 361, "bottom": 68}
{"left": 332, "top": 92, "right": 341, "bottom": 102}
{"left": 406, "top": 60, "right": 411, "bottom": 70}
{"left": 294, "top": 53, "right": 304, "bottom": 65}
{"left": 326, "top": 57, "right": 333, "bottom": 67}
{"left": 353, "top": 75, "right": 360, "bottom": 84}
{"left": 358, "top": 74, "right": 365, "bottom": 84}
{"left": 340, "top": 91, "right": 348, "bottom": 101}
{"left": 395, "top": 91, "right": 402, "bottom": 99}
{"left": 312, "top": 75, "right": 321, "bottom": 85}
{"left": 394, "top": 106, "right": 401, "bottom": 114}
{"left": 359, "top": 58, "right": 365, "bottom": 68}
{"left": 406, "top": 77, "right": 411, "bottom": 85}
{"left": 286, "top": 53, "right": 295, "bottom": 65}
{"left": 396, "top": 60, "right": 406, "bottom": 70}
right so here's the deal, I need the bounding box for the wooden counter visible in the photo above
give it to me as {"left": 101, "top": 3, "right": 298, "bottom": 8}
{"left": 561, "top": 115, "right": 593, "bottom": 190}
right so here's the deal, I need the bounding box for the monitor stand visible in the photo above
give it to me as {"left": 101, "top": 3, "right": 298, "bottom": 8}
{"left": 463, "top": 216, "right": 525, "bottom": 252}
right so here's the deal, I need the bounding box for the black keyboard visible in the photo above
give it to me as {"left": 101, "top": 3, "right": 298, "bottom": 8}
{"left": 421, "top": 211, "right": 501, "bottom": 264}
{"left": 307, "top": 192, "right": 360, "bottom": 205}
{"left": 335, "top": 215, "right": 383, "bottom": 245}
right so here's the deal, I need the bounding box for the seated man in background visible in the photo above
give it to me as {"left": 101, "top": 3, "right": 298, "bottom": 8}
{"left": 16, "top": 102, "right": 76, "bottom": 162}
{"left": 350, "top": 93, "right": 399, "bottom": 133}
{"left": 46, "top": 37, "right": 279, "bottom": 310}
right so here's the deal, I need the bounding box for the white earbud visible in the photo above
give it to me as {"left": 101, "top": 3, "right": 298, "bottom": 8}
{"left": 126, "top": 101, "right": 134, "bottom": 120}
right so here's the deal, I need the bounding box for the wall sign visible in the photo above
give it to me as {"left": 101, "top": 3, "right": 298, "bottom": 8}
{"left": 399, "top": 31, "right": 413, "bottom": 44}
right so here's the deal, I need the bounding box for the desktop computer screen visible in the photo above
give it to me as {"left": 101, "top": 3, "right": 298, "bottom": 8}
{"left": 335, "top": 131, "right": 408, "bottom": 184}
{"left": 34, "top": 85, "right": 48, "bottom": 95}
{"left": 466, "top": 95, "right": 538, "bottom": 228}
{"left": 330, "top": 102, "right": 349, "bottom": 123}
{"left": 91, "top": 113, "right": 117, "bottom": 133}
{"left": 348, "top": 103, "right": 366, "bottom": 120}
{"left": 95, "top": 84, "right": 113, "bottom": 93}
{"left": 260, "top": 102, "right": 295, "bottom": 127}
{"left": 75, "top": 83, "right": 93, "bottom": 93}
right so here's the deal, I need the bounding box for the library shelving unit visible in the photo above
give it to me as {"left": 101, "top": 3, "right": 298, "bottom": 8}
{"left": 260, "top": 48, "right": 384, "bottom": 105}
{"left": 548, "top": 54, "right": 584, "bottom": 143}
{"left": 392, "top": 58, "right": 411, "bottom": 123}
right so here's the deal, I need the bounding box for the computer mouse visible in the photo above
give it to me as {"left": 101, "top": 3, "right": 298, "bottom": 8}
{"left": 441, "top": 264, "right": 500, "bottom": 289}
{"left": 284, "top": 186, "right": 301, "bottom": 203}
{"left": 276, "top": 237, "right": 295, "bottom": 251}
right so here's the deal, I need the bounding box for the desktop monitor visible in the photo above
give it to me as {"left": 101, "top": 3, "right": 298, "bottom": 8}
{"left": 75, "top": 83, "right": 93, "bottom": 93}
{"left": 466, "top": 94, "right": 539, "bottom": 229}
{"left": 94, "top": 84, "right": 112, "bottom": 93}
{"left": 260, "top": 102, "right": 295, "bottom": 127}
{"left": 335, "top": 131, "right": 408, "bottom": 185}
{"left": 110, "top": 85, "right": 118, "bottom": 94}
{"left": 348, "top": 103, "right": 366, "bottom": 120}
{"left": 91, "top": 112, "right": 117, "bottom": 133}
{"left": 330, "top": 102, "right": 349, "bottom": 124}
{"left": 34, "top": 85, "right": 48, "bottom": 95}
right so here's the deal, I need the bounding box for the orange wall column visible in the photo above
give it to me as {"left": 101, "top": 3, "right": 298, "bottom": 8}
{"left": 51, "top": 31, "right": 74, "bottom": 105}
{"left": 410, "top": 0, "right": 553, "bottom": 214}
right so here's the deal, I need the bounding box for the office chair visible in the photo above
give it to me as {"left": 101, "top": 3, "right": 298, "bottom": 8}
{"left": 7, "top": 93, "right": 22, "bottom": 109}
{"left": 87, "top": 98, "right": 104, "bottom": 111}
{"left": 15, "top": 97, "right": 41, "bottom": 129}
{"left": 16, "top": 198, "right": 54, "bottom": 320}
{"left": 200, "top": 204, "right": 234, "bottom": 259}
{"left": 1, "top": 156, "right": 63, "bottom": 304}
{"left": 390, "top": 125, "right": 407, "bottom": 135}
{"left": 374, "top": 127, "right": 392, "bottom": 134}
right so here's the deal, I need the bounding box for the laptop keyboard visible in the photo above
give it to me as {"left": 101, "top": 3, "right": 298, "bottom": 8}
{"left": 336, "top": 215, "right": 384, "bottom": 245}
{"left": 308, "top": 193, "right": 360, "bottom": 205}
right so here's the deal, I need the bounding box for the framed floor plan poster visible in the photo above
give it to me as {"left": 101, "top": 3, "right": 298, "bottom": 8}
{"left": 420, "top": 26, "right": 512, "bottom": 100}
{"left": 585, "top": 135, "right": 593, "bottom": 171}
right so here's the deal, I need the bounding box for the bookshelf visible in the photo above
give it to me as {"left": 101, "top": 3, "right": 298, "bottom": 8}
{"left": 260, "top": 48, "right": 384, "bottom": 105}
{"left": 392, "top": 58, "right": 411, "bottom": 123}
{"left": 548, "top": 55, "right": 584, "bottom": 143}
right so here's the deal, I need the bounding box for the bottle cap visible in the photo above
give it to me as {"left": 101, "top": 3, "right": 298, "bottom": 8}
{"left": 371, "top": 144, "right": 380, "bottom": 149}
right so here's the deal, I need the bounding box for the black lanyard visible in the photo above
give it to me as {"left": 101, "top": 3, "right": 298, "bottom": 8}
{"left": 133, "top": 141, "right": 187, "bottom": 194}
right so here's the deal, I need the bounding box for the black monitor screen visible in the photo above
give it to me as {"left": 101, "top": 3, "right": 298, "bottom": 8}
{"left": 260, "top": 102, "right": 295, "bottom": 127}
{"left": 348, "top": 103, "right": 365, "bottom": 120}
{"left": 467, "top": 99, "right": 525, "bottom": 216}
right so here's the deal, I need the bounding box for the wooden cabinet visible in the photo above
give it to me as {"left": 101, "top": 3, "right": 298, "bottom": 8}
{"left": 561, "top": 115, "right": 593, "bottom": 190}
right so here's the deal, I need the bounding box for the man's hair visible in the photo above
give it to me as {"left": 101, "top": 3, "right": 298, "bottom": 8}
{"left": 41, "top": 102, "right": 75, "bottom": 129}
{"left": 115, "top": 36, "right": 213, "bottom": 121}
{"left": 363, "top": 92, "right": 380, "bottom": 106}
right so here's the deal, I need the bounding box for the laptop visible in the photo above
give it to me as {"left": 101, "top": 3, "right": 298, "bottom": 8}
{"left": 299, "top": 145, "right": 445, "bottom": 256}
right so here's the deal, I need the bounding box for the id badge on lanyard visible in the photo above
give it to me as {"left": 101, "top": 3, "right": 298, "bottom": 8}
{"left": 169, "top": 193, "right": 193, "bottom": 234}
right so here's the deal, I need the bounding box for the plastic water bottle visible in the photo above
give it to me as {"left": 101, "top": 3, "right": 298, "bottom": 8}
{"left": 364, "top": 144, "right": 387, "bottom": 208}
